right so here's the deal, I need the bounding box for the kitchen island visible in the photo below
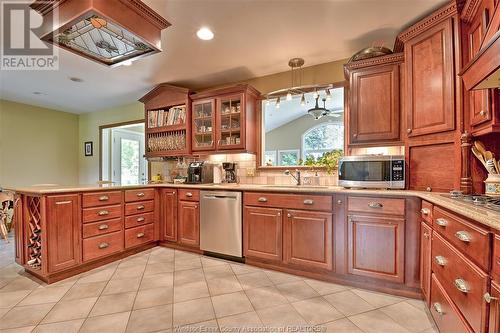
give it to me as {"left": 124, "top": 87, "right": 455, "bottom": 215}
{"left": 8, "top": 182, "right": 500, "bottom": 333}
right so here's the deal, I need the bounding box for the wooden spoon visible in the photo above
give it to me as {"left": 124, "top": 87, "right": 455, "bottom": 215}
{"left": 471, "top": 146, "right": 488, "bottom": 169}
{"left": 474, "top": 141, "right": 487, "bottom": 157}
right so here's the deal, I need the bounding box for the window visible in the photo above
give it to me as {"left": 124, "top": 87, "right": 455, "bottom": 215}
{"left": 278, "top": 149, "right": 300, "bottom": 166}
{"left": 264, "top": 151, "right": 277, "bottom": 166}
{"left": 302, "top": 122, "right": 343, "bottom": 160}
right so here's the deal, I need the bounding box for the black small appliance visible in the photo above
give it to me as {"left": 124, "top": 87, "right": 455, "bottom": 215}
{"left": 187, "top": 162, "right": 214, "bottom": 184}
{"left": 222, "top": 162, "right": 237, "bottom": 183}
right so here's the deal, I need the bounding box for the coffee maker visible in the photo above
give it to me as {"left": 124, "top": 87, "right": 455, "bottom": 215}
{"left": 187, "top": 162, "right": 214, "bottom": 184}
{"left": 222, "top": 162, "right": 237, "bottom": 183}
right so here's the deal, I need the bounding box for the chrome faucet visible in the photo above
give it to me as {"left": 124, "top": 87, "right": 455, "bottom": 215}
{"left": 284, "top": 169, "right": 301, "bottom": 185}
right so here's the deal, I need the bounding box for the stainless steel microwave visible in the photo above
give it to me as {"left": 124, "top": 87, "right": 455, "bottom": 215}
{"left": 338, "top": 155, "right": 405, "bottom": 189}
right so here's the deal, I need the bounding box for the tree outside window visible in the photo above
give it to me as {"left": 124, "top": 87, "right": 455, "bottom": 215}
{"left": 302, "top": 122, "right": 343, "bottom": 160}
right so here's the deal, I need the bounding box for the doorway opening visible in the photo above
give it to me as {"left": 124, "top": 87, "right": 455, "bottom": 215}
{"left": 100, "top": 121, "right": 148, "bottom": 184}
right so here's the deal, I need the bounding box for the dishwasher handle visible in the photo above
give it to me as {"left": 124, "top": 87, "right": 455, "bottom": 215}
{"left": 203, "top": 194, "right": 238, "bottom": 200}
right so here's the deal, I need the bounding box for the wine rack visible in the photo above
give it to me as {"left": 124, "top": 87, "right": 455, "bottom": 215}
{"left": 26, "top": 196, "right": 42, "bottom": 270}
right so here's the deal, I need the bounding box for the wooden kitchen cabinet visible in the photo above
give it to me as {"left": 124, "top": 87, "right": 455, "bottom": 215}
{"left": 404, "top": 18, "right": 455, "bottom": 137}
{"left": 46, "top": 194, "right": 81, "bottom": 273}
{"left": 192, "top": 99, "right": 216, "bottom": 151}
{"left": 488, "top": 281, "right": 500, "bottom": 333}
{"left": 178, "top": 200, "right": 199, "bottom": 247}
{"left": 347, "top": 214, "right": 405, "bottom": 283}
{"left": 346, "top": 56, "right": 402, "bottom": 146}
{"left": 283, "top": 210, "right": 333, "bottom": 270}
{"left": 161, "top": 189, "right": 177, "bottom": 242}
{"left": 420, "top": 221, "right": 432, "bottom": 305}
{"left": 243, "top": 206, "right": 282, "bottom": 262}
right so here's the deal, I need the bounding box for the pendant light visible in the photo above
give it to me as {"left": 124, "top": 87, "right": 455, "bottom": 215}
{"left": 308, "top": 96, "right": 329, "bottom": 120}
{"left": 300, "top": 93, "right": 306, "bottom": 106}
{"left": 276, "top": 96, "right": 281, "bottom": 109}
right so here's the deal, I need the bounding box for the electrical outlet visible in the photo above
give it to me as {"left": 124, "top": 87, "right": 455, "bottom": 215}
{"left": 246, "top": 168, "right": 256, "bottom": 177}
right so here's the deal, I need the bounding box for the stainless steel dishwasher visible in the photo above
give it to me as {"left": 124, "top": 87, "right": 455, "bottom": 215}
{"left": 200, "top": 190, "right": 242, "bottom": 257}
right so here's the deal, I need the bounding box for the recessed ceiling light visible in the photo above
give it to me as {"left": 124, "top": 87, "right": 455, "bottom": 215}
{"left": 69, "top": 77, "right": 84, "bottom": 83}
{"left": 196, "top": 27, "right": 214, "bottom": 40}
{"left": 122, "top": 60, "right": 133, "bottom": 66}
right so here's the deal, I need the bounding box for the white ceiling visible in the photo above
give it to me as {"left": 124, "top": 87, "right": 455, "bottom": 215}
{"left": 0, "top": 0, "right": 448, "bottom": 114}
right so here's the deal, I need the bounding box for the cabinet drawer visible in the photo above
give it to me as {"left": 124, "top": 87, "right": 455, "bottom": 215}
{"left": 125, "top": 188, "right": 155, "bottom": 202}
{"left": 125, "top": 223, "right": 154, "bottom": 248}
{"left": 83, "top": 205, "right": 122, "bottom": 223}
{"left": 430, "top": 274, "right": 473, "bottom": 333}
{"left": 83, "top": 231, "right": 124, "bottom": 262}
{"left": 421, "top": 200, "right": 433, "bottom": 225}
{"left": 83, "top": 218, "right": 123, "bottom": 238}
{"left": 244, "top": 192, "right": 332, "bottom": 211}
{"left": 125, "top": 200, "right": 154, "bottom": 216}
{"left": 178, "top": 189, "right": 200, "bottom": 201}
{"left": 348, "top": 196, "right": 405, "bottom": 216}
{"left": 431, "top": 232, "right": 489, "bottom": 333}
{"left": 493, "top": 234, "right": 500, "bottom": 283}
{"left": 433, "top": 206, "right": 491, "bottom": 270}
{"left": 125, "top": 212, "right": 154, "bottom": 229}
{"left": 82, "top": 191, "right": 122, "bottom": 208}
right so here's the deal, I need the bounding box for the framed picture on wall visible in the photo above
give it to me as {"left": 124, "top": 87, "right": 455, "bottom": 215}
{"left": 84, "top": 141, "right": 93, "bottom": 156}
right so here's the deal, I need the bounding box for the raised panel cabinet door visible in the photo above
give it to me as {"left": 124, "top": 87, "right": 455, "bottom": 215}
{"left": 162, "top": 189, "right": 177, "bottom": 242}
{"left": 347, "top": 214, "right": 405, "bottom": 283}
{"left": 350, "top": 64, "right": 400, "bottom": 144}
{"left": 420, "top": 221, "right": 432, "bottom": 305}
{"left": 46, "top": 194, "right": 81, "bottom": 273}
{"left": 243, "top": 206, "right": 282, "bottom": 262}
{"left": 488, "top": 281, "right": 500, "bottom": 333}
{"left": 405, "top": 19, "right": 455, "bottom": 137}
{"left": 283, "top": 210, "right": 333, "bottom": 270}
{"left": 178, "top": 200, "right": 199, "bottom": 247}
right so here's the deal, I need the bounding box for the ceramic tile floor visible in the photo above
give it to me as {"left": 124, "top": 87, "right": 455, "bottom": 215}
{"left": 0, "top": 238, "right": 437, "bottom": 333}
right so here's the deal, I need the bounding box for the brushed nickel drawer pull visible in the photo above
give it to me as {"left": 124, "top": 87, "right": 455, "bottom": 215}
{"left": 434, "top": 256, "right": 446, "bottom": 266}
{"left": 98, "top": 242, "right": 109, "bottom": 249}
{"left": 98, "top": 210, "right": 109, "bottom": 216}
{"left": 137, "top": 192, "right": 145, "bottom": 197}
{"left": 433, "top": 302, "right": 444, "bottom": 315}
{"left": 137, "top": 205, "right": 145, "bottom": 210}
{"left": 258, "top": 197, "right": 268, "bottom": 203}
{"left": 137, "top": 217, "right": 145, "bottom": 222}
{"left": 484, "top": 293, "right": 498, "bottom": 303}
{"left": 455, "top": 231, "right": 471, "bottom": 243}
{"left": 435, "top": 218, "right": 448, "bottom": 227}
{"left": 99, "top": 195, "right": 109, "bottom": 201}
{"left": 420, "top": 208, "right": 430, "bottom": 215}
{"left": 56, "top": 200, "right": 71, "bottom": 205}
{"left": 454, "top": 278, "right": 469, "bottom": 293}
{"left": 98, "top": 224, "right": 109, "bottom": 230}
{"left": 368, "top": 202, "right": 383, "bottom": 208}
{"left": 137, "top": 232, "right": 145, "bottom": 238}
{"left": 186, "top": 192, "right": 193, "bottom": 197}
{"left": 303, "top": 199, "right": 314, "bottom": 205}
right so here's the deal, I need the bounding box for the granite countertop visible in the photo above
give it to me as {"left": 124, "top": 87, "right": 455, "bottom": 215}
{"left": 6, "top": 183, "right": 500, "bottom": 231}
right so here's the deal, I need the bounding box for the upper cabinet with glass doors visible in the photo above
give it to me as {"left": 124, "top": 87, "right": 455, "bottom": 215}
{"left": 191, "top": 84, "right": 261, "bottom": 153}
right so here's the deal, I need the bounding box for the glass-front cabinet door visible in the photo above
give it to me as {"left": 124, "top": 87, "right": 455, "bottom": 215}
{"left": 216, "top": 94, "right": 245, "bottom": 150}
{"left": 192, "top": 99, "right": 216, "bottom": 151}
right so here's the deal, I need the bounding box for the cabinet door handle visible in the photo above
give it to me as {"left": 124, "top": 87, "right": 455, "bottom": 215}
{"left": 137, "top": 217, "right": 145, "bottom": 222}
{"left": 435, "top": 218, "right": 448, "bottom": 227}
{"left": 426, "top": 187, "right": 432, "bottom": 192}
{"left": 287, "top": 213, "right": 292, "bottom": 218}
{"left": 137, "top": 192, "right": 145, "bottom": 197}
{"left": 98, "top": 224, "right": 109, "bottom": 230}
{"left": 480, "top": 110, "right": 487, "bottom": 116}
{"left": 455, "top": 231, "right": 471, "bottom": 243}
{"left": 186, "top": 192, "right": 193, "bottom": 197}
{"left": 98, "top": 242, "right": 109, "bottom": 249}
{"left": 433, "top": 302, "right": 444, "bottom": 315}
{"left": 407, "top": 128, "right": 412, "bottom": 134}
{"left": 137, "top": 232, "right": 145, "bottom": 238}
{"left": 423, "top": 232, "right": 429, "bottom": 239}
{"left": 353, "top": 133, "right": 358, "bottom": 138}
{"left": 337, "top": 200, "right": 342, "bottom": 205}
{"left": 420, "top": 208, "right": 430, "bottom": 215}
{"left": 258, "top": 197, "right": 268, "bottom": 202}
{"left": 98, "top": 210, "right": 109, "bottom": 216}
{"left": 434, "top": 255, "right": 446, "bottom": 266}
{"left": 454, "top": 278, "right": 469, "bottom": 293}
{"left": 99, "top": 195, "right": 109, "bottom": 201}
{"left": 137, "top": 205, "right": 145, "bottom": 210}
{"left": 303, "top": 199, "right": 314, "bottom": 205}
{"left": 484, "top": 293, "right": 498, "bottom": 303}
{"left": 368, "top": 202, "right": 383, "bottom": 208}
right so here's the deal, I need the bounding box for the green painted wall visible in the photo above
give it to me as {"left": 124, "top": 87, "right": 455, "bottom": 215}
{"left": 0, "top": 99, "right": 79, "bottom": 187}
{"left": 78, "top": 102, "right": 143, "bottom": 184}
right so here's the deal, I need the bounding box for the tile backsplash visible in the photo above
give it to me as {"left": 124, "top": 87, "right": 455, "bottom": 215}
{"left": 150, "top": 153, "right": 338, "bottom": 185}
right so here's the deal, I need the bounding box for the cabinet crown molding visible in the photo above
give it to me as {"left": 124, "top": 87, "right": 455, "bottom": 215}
{"left": 397, "top": 1, "right": 460, "bottom": 43}
{"left": 344, "top": 53, "right": 404, "bottom": 72}
{"left": 461, "top": 0, "right": 482, "bottom": 22}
